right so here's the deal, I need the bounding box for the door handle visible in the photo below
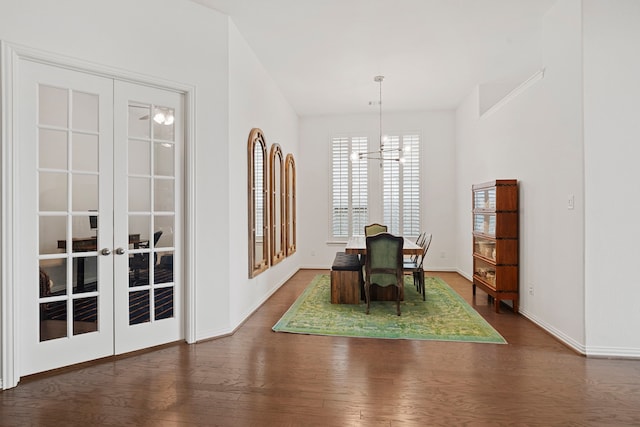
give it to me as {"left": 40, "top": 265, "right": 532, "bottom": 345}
{"left": 114, "top": 247, "right": 126, "bottom": 255}
{"left": 100, "top": 248, "right": 111, "bottom": 256}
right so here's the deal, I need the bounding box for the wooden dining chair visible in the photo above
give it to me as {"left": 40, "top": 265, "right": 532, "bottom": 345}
{"left": 406, "top": 231, "right": 426, "bottom": 265}
{"left": 403, "top": 233, "right": 432, "bottom": 301}
{"left": 364, "top": 223, "right": 388, "bottom": 236}
{"left": 361, "top": 223, "right": 389, "bottom": 291}
{"left": 364, "top": 232, "right": 404, "bottom": 315}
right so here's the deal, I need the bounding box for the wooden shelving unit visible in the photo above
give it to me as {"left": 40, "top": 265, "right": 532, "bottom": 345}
{"left": 472, "top": 180, "right": 519, "bottom": 313}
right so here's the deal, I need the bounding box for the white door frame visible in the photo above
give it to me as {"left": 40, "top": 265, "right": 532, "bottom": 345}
{"left": 0, "top": 41, "right": 198, "bottom": 389}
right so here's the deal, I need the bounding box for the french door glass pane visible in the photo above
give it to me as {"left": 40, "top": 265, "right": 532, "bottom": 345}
{"left": 155, "top": 215, "right": 174, "bottom": 247}
{"left": 39, "top": 216, "right": 66, "bottom": 255}
{"left": 40, "top": 300, "right": 67, "bottom": 341}
{"left": 156, "top": 251, "right": 173, "bottom": 285}
{"left": 72, "top": 174, "right": 98, "bottom": 211}
{"left": 128, "top": 104, "right": 151, "bottom": 139}
{"left": 152, "top": 106, "right": 175, "bottom": 141}
{"left": 154, "top": 142, "right": 174, "bottom": 176}
{"left": 154, "top": 178, "right": 174, "bottom": 211}
{"left": 129, "top": 215, "right": 151, "bottom": 246}
{"left": 129, "top": 140, "right": 151, "bottom": 175}
{"left": 72, "top": 92, "right": 98, "bottom": 132}
{"left": 73, "top": 297, "right": 98, "bottom": 335}
{"left": 71, "top": 216, "right": 97, "bottom": 252}
{"left": 39, "top": 85, "right": 68, "bottom": 127}
{"left": 39, "top": 172, "right": 67, "bottom": 212}
{"left": 155, "top": 287, "right": 174, "bottom": 320}
{"left": 72, "top": 133, "right": 99, "bottom": 172}
{"left": 129, "top": 290, "right": 150, "bottom": 325}
{"left": 72, "top": 256, "right": 97, "bottom": 294}
{"left": 39, "top": 129, "right": 67, "bottom": 169}
{"left": 129, "top": 177, "right": 151, "bottom": 211}
{"left": 39, "top": 259, "right": 67, "bottom": 297}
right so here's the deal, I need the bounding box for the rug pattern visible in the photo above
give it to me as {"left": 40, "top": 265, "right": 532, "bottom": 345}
{"left": 273, "top": 274, "right": 506, "bottom": 344}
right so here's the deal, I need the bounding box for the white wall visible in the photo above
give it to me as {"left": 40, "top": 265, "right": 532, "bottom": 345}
{"left": 455, "top": 0, "right": 586, "bottom": 350}
{"left": 583, "top": 0, "right": 640, "bottom": 356}
{"left": 298, "top": 111, "right": 456, "bottom": 270}
{"left": 227, "top": 22, "right": 300, "bottom": 329}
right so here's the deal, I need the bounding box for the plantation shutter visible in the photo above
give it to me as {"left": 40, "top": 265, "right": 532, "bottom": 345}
{"left": 402, "top": 134, "right": 421, "bottom": 236}
{"left": 383, "top": 134, "right": 421, "bottom": 236}
{"left": 383, "top": 136, "right": 401, "bottom": 234}
{"left": 331, "top": 136, "right": 368, "bottom": 237}
{"left": 331, "top": 137, "right": 349, "bottom": 237}
{"left": 351, "top": 137, "right": 368, "bottom": 236}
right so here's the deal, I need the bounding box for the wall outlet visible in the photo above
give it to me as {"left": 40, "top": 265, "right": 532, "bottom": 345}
{"left": 310, "top": 250, "right": 316, "bottom": 257}
{"left": 440, "top": 251, "right": 446, "bottom": 259}
{"left": 567, "top": 194, "right": 574, "bottom": 210}
{"left": 528, "top": 284, "right": 534, "bottom": 295}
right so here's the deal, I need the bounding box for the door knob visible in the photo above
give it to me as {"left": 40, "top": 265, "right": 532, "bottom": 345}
{"left": 100, "top": 248, "right": 111, "bottom": 256}
{"left": 114, "top": 247, "right": 126, "bottom": 255}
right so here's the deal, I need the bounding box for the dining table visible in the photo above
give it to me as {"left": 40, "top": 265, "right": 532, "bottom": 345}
{"left": 344, "top": 234, "right": 422, "bottom": 302}
{"left": 345, "top": 235, "right": 423, "bottom": 256}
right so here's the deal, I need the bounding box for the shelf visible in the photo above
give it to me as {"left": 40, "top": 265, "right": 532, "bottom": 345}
{"left": 472, "top": 212, "right": 518, "bottom": 238}
{"left": 472, "top": 179, "right": 519, "bottom": 313}
{"left": 473, "top": 274, "right": 496, "bottom": 291}
{"left": 472, "top": 180, "right": 518, "bottom": 212}
{"left": 473, "top": 253, "right": 496, "bottom": 265}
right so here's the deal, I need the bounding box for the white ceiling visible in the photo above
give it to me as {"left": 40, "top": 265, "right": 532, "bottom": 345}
{"left": 191, "top": 0, "right": 556, "bottom": 116}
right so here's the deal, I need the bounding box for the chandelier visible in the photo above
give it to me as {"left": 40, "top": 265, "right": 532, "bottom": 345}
{"left": 350, "top": 75, "right": 408, "bottom": 164}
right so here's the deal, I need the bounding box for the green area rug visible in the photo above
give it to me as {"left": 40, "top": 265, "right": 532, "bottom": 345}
{"left": 272, "top": 274, "right": 506, "bottom": 344}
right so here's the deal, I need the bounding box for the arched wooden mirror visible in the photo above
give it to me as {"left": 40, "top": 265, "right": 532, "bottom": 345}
{"left": 248, "top": 128, "right": 269, "bottom": 278}
{"left": 285, "top": 153, "right": 296, "bottom": 256}
{"left": 269, "top": 143, "right": 285, "bottom": 266}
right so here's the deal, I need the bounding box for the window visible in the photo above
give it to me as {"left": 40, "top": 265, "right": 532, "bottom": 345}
{"left": 331, "top": 133, "right": 421, "bottom": 238}
{"left": 383, "top": 134, "right": 421, "bottom": 236}
{"left": 331, "top": 136, "right": 368, "bottom": 237}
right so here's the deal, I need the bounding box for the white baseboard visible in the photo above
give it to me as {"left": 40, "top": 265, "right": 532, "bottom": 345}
{"left": 520, "top": 311, "right": 640, "bottom": 359}
{"left": 300, "top": 264, "right": 332, "bottom": 270}
{"left": 195, "top": 268, "right": 298, "bottom": 342}
{"left": 518, "top": 308, "right": 587, "bottom": 355}
{"left": 584, "top": 346, "right": 640, "bottom": 359}
{"left": 456, "top": 268, "right": 473, "bottom": 282}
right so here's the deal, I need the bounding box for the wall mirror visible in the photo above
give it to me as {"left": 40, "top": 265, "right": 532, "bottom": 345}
{"left": 285, "top": 153, "right": 296, "bottom": 256}
{"left": 248, "top": 128, "right": 269, "bottom": 278}
{"left": 269, "top": 143, "right": 285, "bottom": 266}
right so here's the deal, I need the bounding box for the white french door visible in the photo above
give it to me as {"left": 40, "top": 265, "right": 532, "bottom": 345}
{"left": 18, "top": 60, "right": 183, "bottom": 376}
{"left": 113, "top": 81, "right": 183, "bottom": 354}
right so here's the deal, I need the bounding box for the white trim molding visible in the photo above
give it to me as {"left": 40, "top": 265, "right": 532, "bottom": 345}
{"left": 0, "top": 41, "right": 198, "bottom": 388}
{"left": 1, "top": 40, "right": 20, "bottom": 390}
{"left": 519, "top": 308, "right": 587, "bottom": 355}
{"left": 481, "top": 68, "right": 546, "bottom": 118}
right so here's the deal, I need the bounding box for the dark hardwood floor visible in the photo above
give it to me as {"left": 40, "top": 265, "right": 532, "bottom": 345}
{"left": 2, "top": 270, "right": 640, "bottom": 426}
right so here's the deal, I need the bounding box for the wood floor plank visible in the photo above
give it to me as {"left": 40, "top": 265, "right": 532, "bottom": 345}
{"left": 2, "top": 269, "right": 640, "bottom": 426}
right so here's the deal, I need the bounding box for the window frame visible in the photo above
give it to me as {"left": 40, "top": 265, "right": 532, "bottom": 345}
{"left": 330, "top": 131, "right": 421, "bottom": 240}
{"left": 330, "top": 134, "right": 368, "bottom": 239}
